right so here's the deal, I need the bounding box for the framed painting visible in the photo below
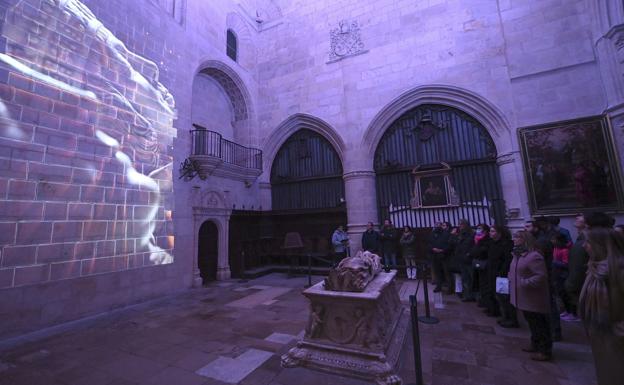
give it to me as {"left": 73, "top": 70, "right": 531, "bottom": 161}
{"left": 519, "top": 115, "right": 623, "bottom": 214}
{"left": 410, "top": 163, "right": 460, "bottom": 208}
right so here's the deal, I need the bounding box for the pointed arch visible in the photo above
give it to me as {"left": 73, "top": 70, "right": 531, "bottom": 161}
{"left": 262, "top": 113, "right": 346, "bottom": 177}
{"left": 362, "top": 84, "right": 513, "bottom": 167}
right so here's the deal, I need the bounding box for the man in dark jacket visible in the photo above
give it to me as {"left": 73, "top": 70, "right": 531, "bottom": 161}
{"left": 454, "top": 219, "right": 475, "bottom": 301}
{"left": 563, "top": 213, "right": 588, "bottom": 322}
{"left": 361, "top": 221, "right": 380, "bottom": 254}
{"left": 428, "top": 221, "right": 450, "bottom": 292}
{"left": 380, "top": 219, "right": 399, "bottom": 268}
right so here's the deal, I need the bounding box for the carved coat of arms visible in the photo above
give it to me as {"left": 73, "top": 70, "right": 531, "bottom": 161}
{"left": 329, "top": 20, "right": 367, "bottom": 62}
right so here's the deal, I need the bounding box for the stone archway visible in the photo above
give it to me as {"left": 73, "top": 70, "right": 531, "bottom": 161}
{"left": 262, "top": 113, "right": 346, "bottom": 177}
{"left": 362, "top": 84, "right": 513, "bottom": 158}
{"left": 192, "top": 189, "right": 232, "bottom": 284}
{"left": 361, "top": 84, "right": 528, "bottom": 227}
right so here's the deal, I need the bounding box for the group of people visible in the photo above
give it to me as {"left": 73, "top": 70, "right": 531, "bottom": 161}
{"left": 332, "top": 214, "right": 624, "bottom": 382}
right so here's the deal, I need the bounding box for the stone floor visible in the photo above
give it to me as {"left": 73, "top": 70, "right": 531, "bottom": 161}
{"left": 0, "top": 273, "right": 597, "bottom": 385}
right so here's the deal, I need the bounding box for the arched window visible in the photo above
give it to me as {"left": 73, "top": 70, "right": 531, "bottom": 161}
{"left": 226, "top": 29, "right": 237, "bottom": 62}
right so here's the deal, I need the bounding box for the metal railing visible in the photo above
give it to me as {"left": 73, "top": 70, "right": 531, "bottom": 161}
{"left": 191, "top": 124, "right": 262, "bottom": 170}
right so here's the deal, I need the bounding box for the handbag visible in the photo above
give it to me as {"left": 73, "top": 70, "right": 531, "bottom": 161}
{"left": 495, "top": 277, "right": 509, "bottom": 294}
{"left": 472, "top": 258, "right": 487, "bottom": 270}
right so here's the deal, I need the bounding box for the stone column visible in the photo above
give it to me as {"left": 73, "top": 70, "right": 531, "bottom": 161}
{"left": 191, "top": 217, "right": 203, "bottom": 287}
{"left": 496, "top": 151, "right": 531, "bottom": 229}
{"left": 343, "top": 170, "right": 378, "bottom": 257}
{"left": 216, "top": 215, "right": 232, "bottom": 280}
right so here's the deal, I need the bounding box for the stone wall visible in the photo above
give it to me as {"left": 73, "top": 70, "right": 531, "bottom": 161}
{"left": 254, "top": 0, "right": 620, "bottom": 232}
{"left": 1, "top": 0, "right": 623, "bottom": 340}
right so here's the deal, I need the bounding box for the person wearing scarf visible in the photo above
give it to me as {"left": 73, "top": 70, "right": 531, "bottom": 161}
{"left": 508, "top": 230, "right": 552, "bottom": 361}
{"left": 579, "top": 227, "right": 624, "bottom": 385}
{"left": 470, "top": 224, "right": 492, "bottom": 308}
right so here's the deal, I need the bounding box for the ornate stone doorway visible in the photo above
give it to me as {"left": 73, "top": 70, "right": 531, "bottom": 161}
{"left": 192, "top": 190, "right": 232, "bottom": 285}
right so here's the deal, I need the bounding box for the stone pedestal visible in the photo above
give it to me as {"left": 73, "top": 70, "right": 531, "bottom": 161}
{"left": 281, "top": 271, "right": 407, "bottom": 385}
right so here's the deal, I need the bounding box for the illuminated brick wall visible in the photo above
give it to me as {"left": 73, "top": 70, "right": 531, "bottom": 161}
{"left": 0, "top": 0, "right": 176, "bottom": 290}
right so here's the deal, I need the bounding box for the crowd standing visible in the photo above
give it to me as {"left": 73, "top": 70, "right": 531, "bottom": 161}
{"left": 344, "top": 213, "right": 623, "bottom": 382}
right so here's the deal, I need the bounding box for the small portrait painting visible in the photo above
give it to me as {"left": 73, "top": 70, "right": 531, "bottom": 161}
{"left": 419, "top": 175, "right": 448, "bottom": 207}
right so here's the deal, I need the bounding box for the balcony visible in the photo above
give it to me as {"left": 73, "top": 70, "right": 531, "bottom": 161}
{"left": 181, "top": 124, "right": 263, "bottom": 181}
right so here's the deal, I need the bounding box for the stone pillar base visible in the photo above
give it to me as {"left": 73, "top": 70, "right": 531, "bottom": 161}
{"left": 281, "top": 271, "right": 406, "bottom": 385}
{"left": 216, "top": 267, "right": 231, "bottom": 280}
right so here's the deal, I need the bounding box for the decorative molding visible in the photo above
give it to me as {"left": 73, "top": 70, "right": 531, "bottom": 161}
{"left": 343, "top": 170, "right": 375, "bottom": 181}
{"left": 328, "top": 20, "right": 368, "bottom": 63}
{"left": 192, "top": 206, "right": 232, "bottom": 217}
{"left": 189, "top": 155, "right": 262, "bottom": 182}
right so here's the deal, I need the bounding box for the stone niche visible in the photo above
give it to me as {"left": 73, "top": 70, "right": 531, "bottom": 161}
{"left": 281, "top": 271, "right": 407, "bottom": 385}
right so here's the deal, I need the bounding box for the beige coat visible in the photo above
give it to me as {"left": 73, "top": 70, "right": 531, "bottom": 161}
{"left": 508, "top": 250, "right": 550, "bottom": 314}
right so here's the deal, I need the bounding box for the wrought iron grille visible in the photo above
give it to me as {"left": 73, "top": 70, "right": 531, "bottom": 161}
{"left": 374, "top": 104, "right": 504, "bottom": 228}
{"left": 271, "top": 129, "right": 345, "bottom": 210}
{"left": 191, "top": 124, "right": 262, "bottom": 170}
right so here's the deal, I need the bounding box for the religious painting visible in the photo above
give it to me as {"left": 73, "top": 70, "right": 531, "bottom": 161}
{"left": 410, "top": 163, "right": 459, "bottom": 208}
{"left": 519, "top": 115, "right": 624, "bottom": 214}
{"left": 420, "top": 175, "right": 448, "bottom": 207}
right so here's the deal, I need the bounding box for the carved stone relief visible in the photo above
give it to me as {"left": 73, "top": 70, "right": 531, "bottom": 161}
{"left": 328, "top": 19, "right": 367, "bottom": 62}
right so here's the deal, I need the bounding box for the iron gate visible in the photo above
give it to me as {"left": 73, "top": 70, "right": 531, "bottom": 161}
{"left": 271, "top": 129, "right": 345, "bottom": 211}
{"left": 374, "top": 104, "right": 505, "bottom": 228}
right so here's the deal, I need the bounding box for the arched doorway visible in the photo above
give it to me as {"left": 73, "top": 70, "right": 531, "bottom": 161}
{"left": 374, "top": 104, "right": 504, "bottom": 234}
{"left": 198, "top": 221, "right": 218, "bottom": 284}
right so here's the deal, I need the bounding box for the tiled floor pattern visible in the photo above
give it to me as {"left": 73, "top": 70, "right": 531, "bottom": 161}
{"left": 0, "top": 273, "right": 597, "bottom": 385}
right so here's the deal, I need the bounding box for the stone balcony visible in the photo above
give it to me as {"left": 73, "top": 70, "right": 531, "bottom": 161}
{"left": 181, "top": 124, "right": 263, "bottom": 181}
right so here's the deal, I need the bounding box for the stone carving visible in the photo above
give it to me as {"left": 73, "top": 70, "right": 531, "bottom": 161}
{"left": 282, "top": 271, "right": 406, "bottom": 385}
{"left": 329, "top": 19, "right": 366, "bottom": 62}
{"left": 306, "top": 304, "right": 324, "bottom": 338}
{"left": 324, "top": 251, "right": 382, "bottom": 292}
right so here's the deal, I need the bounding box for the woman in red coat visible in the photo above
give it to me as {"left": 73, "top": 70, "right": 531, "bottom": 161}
{"left": 508, "top": 230, "right": 552, "bottom": 361}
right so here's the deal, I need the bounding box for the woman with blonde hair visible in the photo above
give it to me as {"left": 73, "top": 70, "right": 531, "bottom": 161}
{"left": 579, "top": 227, "right": 624, "bottom": 385}
{"left": 508, "top": 230, "right": 552, "bottom": 361}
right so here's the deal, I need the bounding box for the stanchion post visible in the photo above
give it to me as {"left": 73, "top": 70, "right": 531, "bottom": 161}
{"left": 305, "top": 254, "right": 312, "bottom": 288}
{"left": 418, "top": 264, "right": 439, "bottom": 324}
{"left": 408, "top": 295, "right": 425, "bottom": 385}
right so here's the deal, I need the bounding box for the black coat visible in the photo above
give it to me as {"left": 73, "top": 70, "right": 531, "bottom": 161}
{"left": 487, "top": 237, "right": 513, "bottom": 277}
{"left": 361, "top": 230, "right": 381, "bottom": 253}
{"left": 565, "top": 234, "right": 589, "bottom": 295}
{"left": 427, "top": 229, "right": 450, "bottom": 257}
{"left": 470, "top": 235, "right": 491, "bottom": 262}
{"left": 380, "top": 226, "right": 399, "bottom": 254}
{"left": 451, "top": 230, "right": 474, "bottom": 266}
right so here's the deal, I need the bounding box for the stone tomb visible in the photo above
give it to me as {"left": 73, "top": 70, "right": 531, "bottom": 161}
{"left": 281, "top": 271, "right": 407, "bottom": 385}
